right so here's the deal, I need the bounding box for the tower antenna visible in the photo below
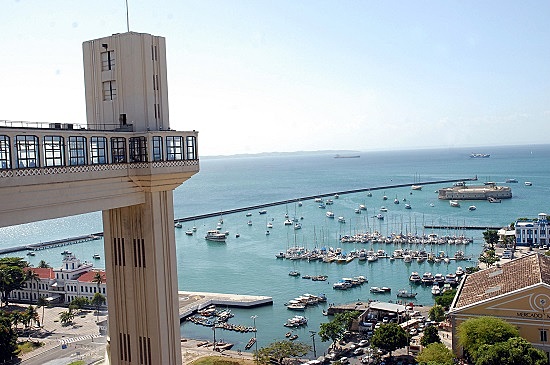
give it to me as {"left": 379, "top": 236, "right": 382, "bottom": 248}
{"left": 125, "top": 0, "right": 130, "bottom": 32}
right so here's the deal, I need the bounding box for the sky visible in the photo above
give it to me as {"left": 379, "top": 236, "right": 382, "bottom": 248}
{"left": 1, "top": 1, "right": 549, "bottom": 156}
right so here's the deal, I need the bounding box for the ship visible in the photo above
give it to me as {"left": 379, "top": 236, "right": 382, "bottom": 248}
{"left": 469, "top": 153, "right": 490, "bottom": 158}
{"left": 334, "top": 154, "right": 360, "bottom": 159}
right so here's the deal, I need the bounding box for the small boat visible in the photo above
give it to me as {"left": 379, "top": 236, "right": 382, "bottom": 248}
{"left": 337, "top": 216, "right": 345, "bottom": 223}
{"left": 61, "top": 250, "right": 72, "bottom": 255}
{"left": 397, "top": 289, "right": 417, "bottom": 298}
{"left": 449, "top": 200, "right": 460, "bottom": 207}
{"left": 285, "top": 331, "right": 292, "bottom": 337}
{"left": 359, "top": 204, "right": 366, "bottom": 210}
{"left": 325, "top": 199, "right": 334, "bottom": 205}
{"left": 289, "top": 334, "right": 299, "bottom": 340}
{"left": 259, "top": 210, "right": 267, "bottom": 215}
{"left": 405, "top": 203, "right": 411, "bottom": 209}
{"left": 409, "top": 272, "right": 421, "bottom": 284}
{"left": 394, "top": 197, "right": 400, "bottom": 204}
{"left": 367, "top": 191, "right": 372, "bottom": 197}
{"left": 175, "top": 223, "right": 182, "bottom": 228}
{"left": 470, "top": 153, "right": 490, "bottom": 158}
{"left": 289, "top": 271, "right": 300, "bottom": 277}
{"left": 326, "top": 211, "right": 335, "bottom": 218}
{"left": 430, "top": 203, "right": 435, "bottom": 207}
{"left": 382, "top": 195, "right": 388, "bottom": 200}
{"left": 525, "top": 181, "right": 533, "bottom": 186}
{"left": 411, "top": 185, "right": 422, "bottom": 190}
{"left": 431, "top": 284, "right": 441, "bottom": 296}
{"left": 505, "top": 178, "right": 518, "bottom": 183}
{"left": 284, "top": 219, "right": 293, "bottom": 225}
{"left": 245, "top": 337, "right": 257, "bottom": 350}
{"left": 267, "top": 222, "right": 273, "bottom": 228}
{"left": 185, "top": 230, "right": 193, "bottom": 235}
{"left": 375, "top": 213, "right": 384, "bottom": 220}
{"left": 235, "top": 233, "right": 240, "bottom": 238}
{"left": 294, "top": 223, "right": 302, "bottom": 230}
{"left": 247, "top": 220, "right": 253, "bottom": 226}
{"left": 93, "top": 254, "right": 100, "bottom": 259}
{"left": 27, "top": 251, "right": 36, "bottom": 256}
{"left": 379, "top": 206, "right": 388, "bottom": 212}
{"left": 246, "top": 212, "right": 252, "bottom": 217}
{"left": 354, "top": 208, "right": 361, "bottom": 214}
{"left": 468, "top": 205, "right": 476, "bottom": 211}
{"left": 266, "top": 231, "right": 270, "bottom": 235}
{"left": 487, "top": 197, "right": 501, "bottom": 203}
{"left": 205, "top": 230, "right": 227, "bottom": 242}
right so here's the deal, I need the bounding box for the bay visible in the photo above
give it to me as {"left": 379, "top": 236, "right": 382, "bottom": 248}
{"left": 1, "top": 144, "right": 549, "bottom": 356}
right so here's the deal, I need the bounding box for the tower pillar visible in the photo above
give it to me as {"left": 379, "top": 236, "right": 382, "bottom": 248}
{"left": 103, "top": 190, "right": 181, "bottom": 365}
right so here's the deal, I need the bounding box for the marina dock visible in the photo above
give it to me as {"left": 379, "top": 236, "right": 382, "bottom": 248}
{"left": 178, "top": 291, "right": 273, "bottom": 321}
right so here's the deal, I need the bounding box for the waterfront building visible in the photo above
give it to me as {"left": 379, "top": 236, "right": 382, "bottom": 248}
{"left": 438, "top": 183, "right": 512, "bottom": 200}
{"left": 515, "top": 213, "right": 549, "bottom": 247}
{"left": 448, "top": 253, "right": 550, "bottom": 358}
{"left": 11, "top": 254, "right": 107, "bottom": 305}
{"left": 0, "top": 31, "right": 199, "bottom": 364}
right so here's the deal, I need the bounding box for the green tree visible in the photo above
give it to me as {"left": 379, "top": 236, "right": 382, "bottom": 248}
{"left": 254, "top": 340, "right": 310, "bottom": 365}
{"left": 416, "top": 342, "right": 455, "bottom": 365}
{"left": 482, "top": 230, "right": 499, "bottom": 249}
{"left": 371, "top": 323, "right": 408, "bottom": 358}
{"left": 420, "top": 325, "right": 441, "bottom": 347}
{"left": 69, "top": 296, "right": 90, "bottom": 313}
{"left": 37, "top": 296, "right": 47, "bottom": 328}
{"left": 475, "top": 337, "right": 547, "bottom": 365}
{"left": 428, "top": 304, "right": 446, "bottom": 322}
{"left": 91, "top": 292, "right": 106, "bottom": 322}
{"left": 435, "top": 289, "right": 457, "bottom": 309}
{"left": 0, "top": 310, "right": 18, "bottom": 362}
{"left": 0, "top": 257, "right": 27, "bottom": 307}
{"left": 92, "top": 271, "right": 103, "bottom": 292}
{"left": 22, "top": 305, "right": 39, "bottom": 329}
{"left": 479, "top": 249, "right": 499, "bottom": 268}
{"left": 37, "top": 260, "right": 50, "bottom": 269}
{"left": 319, "top": 311, "right": 359, "bottom": 347}
{"left": 457, "top": 316, "right": 519, "bottom": 362}
{"left": 59, "top": 310, "right": 75, "bottom": 326}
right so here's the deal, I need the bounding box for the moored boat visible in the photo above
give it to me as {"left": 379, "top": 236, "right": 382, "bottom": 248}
{"left": 397, "top": 289, "right": 417, "bottom": 298}
{"left": 449, "top": 200, "right": 460, "bottom": 207}
{"left": 205, "top": 230, "right": 227, "bottom": 242}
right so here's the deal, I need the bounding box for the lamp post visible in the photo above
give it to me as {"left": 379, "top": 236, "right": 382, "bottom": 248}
{"left": 310, "top": 330, "right": 317, "bottom": 358}
{"left": 251, "top": 315, "right": 258, "bottom": 353}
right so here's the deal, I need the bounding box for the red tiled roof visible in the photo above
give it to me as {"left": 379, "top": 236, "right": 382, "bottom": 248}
{"left": 453, "top": 253, "right": 550, "bottom": 309}
{"left": 77, "top": 270, "right": 107, "bottom": 284}
{"left": 24, "top": 267, "right": 54, "bottom": 280}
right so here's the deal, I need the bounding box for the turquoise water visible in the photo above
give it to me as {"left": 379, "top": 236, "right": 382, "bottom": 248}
{"left": 1, "top": 144, "right": 550, "bottom": 355}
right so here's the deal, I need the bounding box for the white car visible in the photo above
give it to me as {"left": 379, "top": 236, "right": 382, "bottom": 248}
{"left": 409, "top": 328, "right": 418, "bottom": 336}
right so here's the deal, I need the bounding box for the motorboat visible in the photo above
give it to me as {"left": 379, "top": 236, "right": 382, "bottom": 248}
{"left": 259, "top": 210, "right": 267, "bottom": 215}
{"left": 411, "top": 185, "right": 422, "bottom": 190}
{"left": 382, "top": 195, "right": 388, "bottom": 200}
{"left": 375, "top": 213, "right": 384, "bottom": 220}
{"left": 284, "top": 219, "right": 293, "bottom": 225}
{"left": 93, "top": 254, "right": 101, "bottom": 259}
{"left": 394, "top": 197, "right": 400, "bottom": 204}
{"left": 245, "top": 212, "right": 252, "bottom": 217}
{"left": 267, "top": 222, "right": 273, "bottom": 228}
{"left": 370, "top": 287, "right": 386, "bottom": 293}
{"left": 359, "top": 204, "right": 366, "bottom": 210}
{"left": 337, "top": 216, "right": 346, "bottom": 223}
{"left": 175, "top": 222, "right": 182, "bottom": 228}
{"left": 405, "top": 203, "right": 411, "bottom": 209}
{"left": 421, "top": 272, "right": 435, "bottom": 285}
{"left": 326, "top": 211, "right": 335, "bottom": 218}
{"left": 487, "top": 197, "right": 501, "bottom": 203}
{"left": 205, "top": 230, "right": 227, "bottom": 242}
{"left": 325, "top": 199, "right": 334, "bottom": 205}
{"left": 409, "top": 272, "right": 421, "bottom": 284}
{"left": 449, "top": 200, "right": 460, "bottom": 207}
{"left": 283, "top": 315, "right": 308, "bottom": 327}
{"left": 431, "top": 285, "right": 441, "bottom": 296}
{"left": 468, "top": 205, "right": 476, "bottom": 211}
{"left": 380, "top": 206, "right": 388, "bottom": 212}
{"left": 288, "top": 271, "right": 300, "bottom": 277}
{"left": 525, "top": 182, "right": 533, "bottom": 186}
{"left": 355, "top": 208, "right": 361, "bottom": 214}
{"left": 247, "top": 220, "right": 253, "bottom": 226}
{"left": 397, "top": 289, "right": 417, "bottom": 298}
{"left": 185, "top": 230, "right": 193, "bottom": 235}
{"left": 27, "top": 251, "right": 36, "bottom": 256}
{"left": 505, "top": 178, "right": 518, "bottom": 183}
{"left": 294, "top": 223, "right": 302, "bottom": 230}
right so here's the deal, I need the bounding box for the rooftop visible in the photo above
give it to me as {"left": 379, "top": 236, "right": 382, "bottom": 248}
{"left": 452, "top": 253, "right": 550, "bottom": 309}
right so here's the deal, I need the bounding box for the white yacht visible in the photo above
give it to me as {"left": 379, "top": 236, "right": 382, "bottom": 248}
{"left": 205, "top": 230, "right": 227, "bottom": 242}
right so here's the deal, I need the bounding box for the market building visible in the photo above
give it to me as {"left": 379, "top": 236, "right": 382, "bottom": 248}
{"left": 515, "top": 213, "right": 549, "bottom": 247}
{"left": 448, "top": 253, "right": 550, "bottom": 360}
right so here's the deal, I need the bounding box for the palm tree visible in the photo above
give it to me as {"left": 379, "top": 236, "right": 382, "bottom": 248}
{"left": 26, "top": 270, "right": 39, "bottom": 304}
{"left": 37, "top": 297, "right": 47, "bottom": 328}
{"left": 37, "top": 260, "right": 50, "bottom": 269}
{"left": 91, "top": 292, "right": 106, "bottom": 322}
{"left": 92, "top": 271, "right": 103, "bottom": 291}
{"left": 24, "top": 305, "right": 39, "bottom": 329}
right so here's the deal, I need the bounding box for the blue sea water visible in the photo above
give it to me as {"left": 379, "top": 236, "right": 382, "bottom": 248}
{"left": 1, "top": 144, "right": 550, "bottom": 355}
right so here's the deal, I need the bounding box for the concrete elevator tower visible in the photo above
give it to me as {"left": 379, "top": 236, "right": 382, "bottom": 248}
{"left": 0, "top": 31, "right": 198, "bottom": 365}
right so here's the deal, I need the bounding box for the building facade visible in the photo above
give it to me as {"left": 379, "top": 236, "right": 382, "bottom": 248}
{"left": 10, "top": 254, "right": 107, "bottom": 306}
{"left": 516, "top": 213, "right": 549, "bottom": 247}
{"left": 449, "top": 253, "right": 550, "bottom": 359}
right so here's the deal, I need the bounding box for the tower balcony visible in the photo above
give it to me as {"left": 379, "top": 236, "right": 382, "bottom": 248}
{"left": 0, "top": 122, "right": 199, "bottom": 227}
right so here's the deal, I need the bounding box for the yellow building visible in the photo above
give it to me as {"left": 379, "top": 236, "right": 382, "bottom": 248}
{"left": 449, "top": 253, "right": 550, "bottom": 359}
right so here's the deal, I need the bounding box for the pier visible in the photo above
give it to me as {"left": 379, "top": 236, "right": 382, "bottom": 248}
{"left": 0, "top": 233, "right": 104, "bottom": 255}
{"left": 178, "top": 291, "right": 273, "bottom": 321}
{"left": 423, "top": 225, "right": 502, "bottom": 231}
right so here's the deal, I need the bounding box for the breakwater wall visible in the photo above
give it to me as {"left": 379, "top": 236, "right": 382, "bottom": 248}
{"left": 175, "top": 177, "right": 477, "bottom": 223}
{"left": 1, "top": 177, "right": 477, "bottom": 255}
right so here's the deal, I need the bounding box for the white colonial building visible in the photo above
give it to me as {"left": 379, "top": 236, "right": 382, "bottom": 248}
{"left": 11, "top": 253, "right": 107, "bottom": 305}
{"left": 515, "top": 213, "right": 549, "bottom": 247}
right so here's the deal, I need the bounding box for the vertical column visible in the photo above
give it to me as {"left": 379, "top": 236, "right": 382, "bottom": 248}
{"left": 103, "top": 190, "right": 181, "bottom": 365}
